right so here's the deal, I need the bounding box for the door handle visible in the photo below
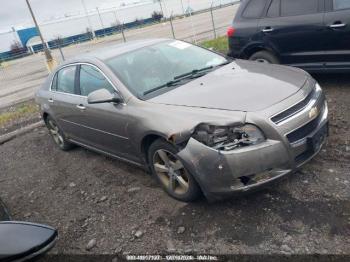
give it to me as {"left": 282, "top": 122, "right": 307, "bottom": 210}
{"left": 48, "top": 98, "right": 54, "bottom": 103}
{"left": 262, "top": 27, "right": 274, "bottom": 33}
{"left": 329, "top": 23, "right": 346, "bottom": 29}
{"left": 76, "top": 104, "right": 86, "bottom": 110}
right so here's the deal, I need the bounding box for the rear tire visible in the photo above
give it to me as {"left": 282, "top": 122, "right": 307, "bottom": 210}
{"left": 148, "top": 139, "right": 201, "bottom": 202}
{"left": 45, "top": 116, "right": 74, "bottom": 151}
{"left": 249, "top": 50, "right": 279, "bottom": 64}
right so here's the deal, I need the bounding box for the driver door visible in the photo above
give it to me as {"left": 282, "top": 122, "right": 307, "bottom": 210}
{"left": 71, "top": 64, "right": 133, "bottom": 160}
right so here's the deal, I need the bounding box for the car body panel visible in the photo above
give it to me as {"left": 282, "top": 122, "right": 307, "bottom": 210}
{"left": 36, "top": 39, "right": 329, "bottom": 201}
{"left": 257, "top": 13, "right": 325, "bottom": 66}
{"left": 149, "top": 59, "right": 308, "bottom": 112}
{"left": 228, "top": 0, "right": 350, "bottom": 72}
{"left": 323, "top": 8, "right": 350, "bottom": 69}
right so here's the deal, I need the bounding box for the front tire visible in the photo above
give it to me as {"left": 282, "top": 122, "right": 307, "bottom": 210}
{"left": 148, "top": 139, "right": 201, "bottom": 202}
{"left": 249, "top": 50, "right": 279, "bottom": 64}
{"left": 45, "top": 116, "right": 74, "bottom": 151}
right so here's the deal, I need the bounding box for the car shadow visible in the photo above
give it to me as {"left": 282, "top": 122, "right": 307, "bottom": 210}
{"left": 168, "top": 186, "right": 350, "bottom": 247}
{"left": 312, "top": 73, "right": 350, "bottom": 86}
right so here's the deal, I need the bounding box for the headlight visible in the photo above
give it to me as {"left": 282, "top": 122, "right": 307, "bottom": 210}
{"left": 192, "top": 124, "right": 265, "bottom": 151}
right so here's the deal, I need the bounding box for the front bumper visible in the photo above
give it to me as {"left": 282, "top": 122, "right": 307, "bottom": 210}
{"left": 177, "top": 95, "right": 328, "bottom": 201}
{"left": 178, "top": 138, "right": 293, "bottom": 200}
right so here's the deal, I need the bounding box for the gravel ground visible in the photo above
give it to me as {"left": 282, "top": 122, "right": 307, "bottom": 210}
{"left": 0, "top": 74, "right": 349, "bottom": 257}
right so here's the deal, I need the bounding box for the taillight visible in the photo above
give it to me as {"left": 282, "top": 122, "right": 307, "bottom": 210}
{"left": 227, "top": 26, "right": 235, "bottom": 37}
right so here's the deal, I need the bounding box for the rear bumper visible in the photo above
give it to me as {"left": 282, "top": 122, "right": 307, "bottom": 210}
{"left": 227, "top": 37, "right": 246, "bottom": 58}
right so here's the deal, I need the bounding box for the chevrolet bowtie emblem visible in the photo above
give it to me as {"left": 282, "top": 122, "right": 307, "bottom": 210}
{"left": 309, "top": 107, "right": 318, "bottom": 119}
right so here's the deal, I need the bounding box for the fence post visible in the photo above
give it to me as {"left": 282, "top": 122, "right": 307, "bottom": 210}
{"left": 121, "top": 23, "right": 126, "bottom": 42}
{"left": 210, "top": 3, "right": 217, "bottom": 39}
{"left": 170, "top": 13, "right": 176, "bottom": 39}
{"left": 180, "top": 0, "right": 185, "bottom": 16}
{"left": 96, "top": 7, "right": 106, "bottom": 37}
{"left": 57, "top": 37, "right": 65, "bottom": 61}
{"left": 189, "top": 9, "right": 197, "bottom": 43}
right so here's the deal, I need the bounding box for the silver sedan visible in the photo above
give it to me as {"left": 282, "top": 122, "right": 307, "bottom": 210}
{"left": 36, "top": 39, "right": 328, "bottom": 202}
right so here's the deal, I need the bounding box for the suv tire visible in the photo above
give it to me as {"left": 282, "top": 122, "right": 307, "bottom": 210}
{"left": 249, "top": 51, "right": 279, "bottom": 64}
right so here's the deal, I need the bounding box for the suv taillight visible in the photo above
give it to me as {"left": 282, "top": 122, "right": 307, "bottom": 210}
{"left": 227, "top": 26, "right": 235, "bottom": 37}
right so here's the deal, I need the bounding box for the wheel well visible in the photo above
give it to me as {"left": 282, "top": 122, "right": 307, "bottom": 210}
{"left": 244, "top": 46, "right": 274, "bottom": 59}
{"left": 141, "top": 134, "right": 163, "bottom": 164}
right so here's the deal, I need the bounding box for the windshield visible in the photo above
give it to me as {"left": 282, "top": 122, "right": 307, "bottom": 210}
{"left": 106, "top": 40, "right": 227, "bottom": 98}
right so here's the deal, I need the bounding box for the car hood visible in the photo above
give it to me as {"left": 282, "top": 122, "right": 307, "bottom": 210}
{"left": 148, "top": 60, "right": 309, "bottom": 112}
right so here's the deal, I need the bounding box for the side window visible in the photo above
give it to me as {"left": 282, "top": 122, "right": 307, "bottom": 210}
{"left": 56, "top": 66, "right": 76, "bottom": 94}
{"left": 243, "top": 0, "right": 268, "bottom": 18}
{"left": 267, "top": 0, "right": 280, "bottom": 17}
{"left": 281, "top": 0, "right": 319, "bottom": 16}
{"left": 51, "top": 73, "right": 58, "bottom": 91}
{"left": 333, "top": 0, "right": 350, "bottom": 10}
{"left": 79, "top": 65, "right": 115, "bottom": 96}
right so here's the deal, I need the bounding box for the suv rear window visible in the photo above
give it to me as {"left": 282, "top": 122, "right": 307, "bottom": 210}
{"left": 243, "top": 0, "right": 268, "bottom": 18}
{"left": 333, "top": 0, "right": 350, "bottom": 10}
{"left": 281, "top": 0, "right": 319, "bottom": 16}
{"left": 267, "top": 0, "right": 280, "bottom": 17}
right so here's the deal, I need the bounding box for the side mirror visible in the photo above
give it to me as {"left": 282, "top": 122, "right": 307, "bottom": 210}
{"left": 0, "top": 221, "right": 57, "bottom": 262}
{"left": 87, "top": 88, "right": 123, "bottom": 104}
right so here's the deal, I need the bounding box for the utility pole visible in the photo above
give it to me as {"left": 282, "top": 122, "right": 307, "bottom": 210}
{"left": 81, "top": 0, "right": 95, "bottom": 38}
{"left": 25, "top": 0, "right": 55, "bottom": 71}
{"left": 210, "top": 2, "right": 217, "bottom": 39}
{"left": 158, "top": 0, "right": 164, "bottom": 17}
{"left": 180, "top": 0, "right": 185, "bottom": 16}
{"left": 96, "top": 7, "right": 105, "bottom": 36}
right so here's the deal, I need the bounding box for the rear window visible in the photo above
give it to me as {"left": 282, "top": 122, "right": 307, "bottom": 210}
{"left": 243, "top": 0, "right": 268, "bottom": 18}
{"left": 267, "top": 0, "right": 280, "bottom": 17}
{"left": 281, "top": 0, "right": 319, "bottom": 16}
{"left": 56, "top": 66, "right": 76, "bottom": 94}
{"left": 333, "top": 0, "right": 350, "bottom": 10}
{"left": 51, "top": 73, "right": 58, "bottom": 91}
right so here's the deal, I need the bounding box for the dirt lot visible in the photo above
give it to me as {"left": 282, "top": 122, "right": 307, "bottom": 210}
{"left": 0, "top": 74, "right": 349, "bottom": 257}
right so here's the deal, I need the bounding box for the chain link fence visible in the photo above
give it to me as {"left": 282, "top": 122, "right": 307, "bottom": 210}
{"left": 0, "top": 0, "right": 240, "bottom": 109}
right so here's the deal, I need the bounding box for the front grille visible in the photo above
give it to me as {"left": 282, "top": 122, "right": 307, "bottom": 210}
{"left": 286, "top": 98, "right": 325, "bottom": 143}
{"left": 271, "top": 88, "right": 316, "bottom": 124}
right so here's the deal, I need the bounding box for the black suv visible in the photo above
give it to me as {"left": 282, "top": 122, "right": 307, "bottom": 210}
{"left": 227, "top": 0, "right": 350, "bottom": 72}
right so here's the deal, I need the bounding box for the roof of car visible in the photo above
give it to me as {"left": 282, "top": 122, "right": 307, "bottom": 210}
{"left": 68, "top": 38, "right": 169, "bottom": 62}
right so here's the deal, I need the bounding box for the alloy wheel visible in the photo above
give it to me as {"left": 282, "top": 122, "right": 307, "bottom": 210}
{"left": 47, "top": 119, "right": 64, "bottom": 147}
{"left": 153, "top": 149, "right": 189, "bottom": 195}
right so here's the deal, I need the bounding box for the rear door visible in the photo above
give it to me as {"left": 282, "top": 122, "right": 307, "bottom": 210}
{"left": 258, "top": 0, "right": 325, "bottom": 69}
{"left": 323, "top": 0, "right": 350, "bottom": 70}
{"left": 49, "top": 65, "right": 86, "bottom": 141}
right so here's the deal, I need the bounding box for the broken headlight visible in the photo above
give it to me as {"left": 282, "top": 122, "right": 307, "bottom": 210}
{"left": 192, "top": 124, "right": 265, "bottom": 151}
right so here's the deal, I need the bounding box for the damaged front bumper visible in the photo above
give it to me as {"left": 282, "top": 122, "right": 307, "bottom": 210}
{"left": 177, "top": 125, "right": 327, "bottom": 201}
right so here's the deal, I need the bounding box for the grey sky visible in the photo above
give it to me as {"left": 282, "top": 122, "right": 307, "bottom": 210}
{"left": 0, "top": 0, "right": 134, "bottom": 31}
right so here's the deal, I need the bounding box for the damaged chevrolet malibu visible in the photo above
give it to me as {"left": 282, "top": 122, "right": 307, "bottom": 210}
{"left": 35, "top": 39, "right": 328, "bottom": 202}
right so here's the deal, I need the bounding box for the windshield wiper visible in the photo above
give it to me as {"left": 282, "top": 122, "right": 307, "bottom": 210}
{"left": 143, "top": 61, "right": 231, "bottom": 96}
{"left": 143, "top": 79, "right": 183, "bottom": 96}
{"left": 173, "top": 61, "right": 231, "bottom": 80}
{"left": 174, "top": 66, "right": 214, "bottom": 80}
